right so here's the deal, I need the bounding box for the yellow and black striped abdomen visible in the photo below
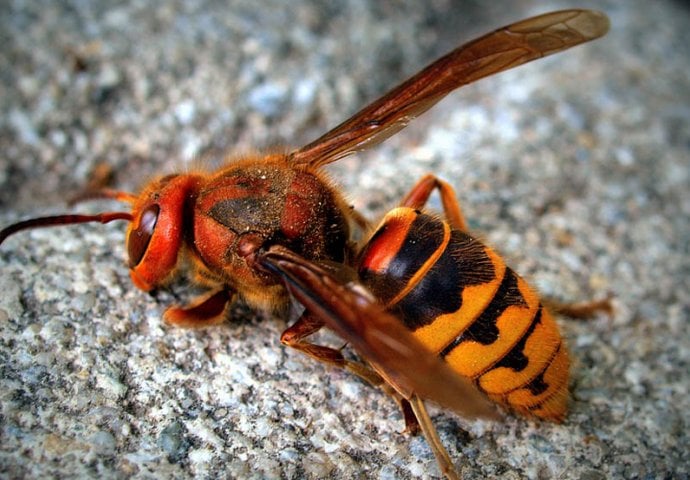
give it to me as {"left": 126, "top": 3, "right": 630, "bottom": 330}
{"left": 358, "top": 207, "right": 569, "bottom": 422}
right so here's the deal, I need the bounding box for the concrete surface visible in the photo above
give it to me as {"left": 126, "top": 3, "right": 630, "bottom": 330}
{"left": 0, "top": 1, "right": 687, "bottom": 479}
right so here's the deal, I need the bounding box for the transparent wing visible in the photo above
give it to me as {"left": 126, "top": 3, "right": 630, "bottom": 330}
{"left": 288, "top": 9, "right": 609, "bottom": 168}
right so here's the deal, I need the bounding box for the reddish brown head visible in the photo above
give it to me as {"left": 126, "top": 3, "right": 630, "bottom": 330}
{"left": 125, "top": 174, "right": 202, "bottom": 291}
{"left": 0, "top": 174, "right": 203, "bottom": 293}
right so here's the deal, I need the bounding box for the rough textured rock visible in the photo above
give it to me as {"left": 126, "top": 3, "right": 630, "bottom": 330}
{"left": 1, "top": 1, "right": 687, "bottom": 478}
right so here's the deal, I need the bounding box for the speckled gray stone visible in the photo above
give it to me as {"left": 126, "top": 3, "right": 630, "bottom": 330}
{"left": 1, "top": 1, "right": 688, "bottom": 479}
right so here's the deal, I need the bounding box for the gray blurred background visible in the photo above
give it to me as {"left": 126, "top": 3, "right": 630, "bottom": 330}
{"left": 0, "top": 1, "right": 687, "bottom": 478}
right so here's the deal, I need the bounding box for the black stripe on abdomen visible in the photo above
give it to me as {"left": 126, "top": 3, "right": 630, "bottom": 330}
{"left": 394, "top": 227, "right": 496, "bottom": 330}
{"left": 439, "top": 268, "right": 527, "bottom": 357}
{"left": 493, "top": 307, "right": 543, "bottom": 372}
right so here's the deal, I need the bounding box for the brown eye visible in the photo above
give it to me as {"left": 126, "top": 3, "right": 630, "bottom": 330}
{"left": 128, "top": 205, "right": 159, "bottom": 267}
